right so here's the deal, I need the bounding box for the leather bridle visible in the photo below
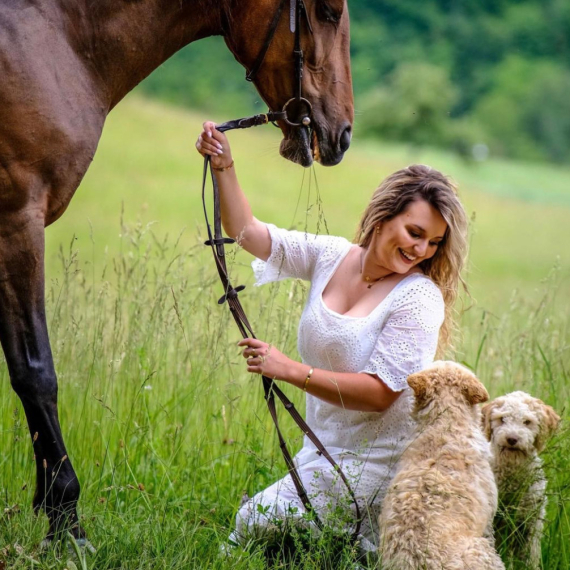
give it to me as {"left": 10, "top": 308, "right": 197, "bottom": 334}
{"left": 227, "top": 0, "right": 313, "bottom": 128}
{"left": 202, "top": 0, "right": 362, "bottom": 541}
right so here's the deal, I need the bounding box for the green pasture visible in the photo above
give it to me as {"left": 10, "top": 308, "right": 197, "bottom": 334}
{"left": 44, "top": 96, "right": 570, "bottom": 308}
{"left": 1, "top": 96, "right": 569, "bottom": 568}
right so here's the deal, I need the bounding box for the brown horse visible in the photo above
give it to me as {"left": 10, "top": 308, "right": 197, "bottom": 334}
{"left": 0, "top": 0, "right": 353, "bottom": 543}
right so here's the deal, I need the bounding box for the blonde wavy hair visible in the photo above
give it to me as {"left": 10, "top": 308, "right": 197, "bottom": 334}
{"left": 355, "top": 164, "right": 468, "bottom": 354}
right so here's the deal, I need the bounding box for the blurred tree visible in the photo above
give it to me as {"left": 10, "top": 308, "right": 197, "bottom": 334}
{"left": 474, "top": 56, "right": 570, "bottom": 162}
{"left": 358, "top": 62, "right": 458, "bottom": 147}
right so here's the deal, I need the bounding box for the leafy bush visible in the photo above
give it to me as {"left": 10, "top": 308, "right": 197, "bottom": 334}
{"left": 473, "top": 56, "right": 570, "bottom": 163}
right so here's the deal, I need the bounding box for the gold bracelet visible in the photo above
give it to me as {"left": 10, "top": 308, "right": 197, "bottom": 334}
{"left": 303, "top": 367, "right": 314, "bottom": 392}
{"left": 212, "top": 159, "right": 234, "bottom": 172}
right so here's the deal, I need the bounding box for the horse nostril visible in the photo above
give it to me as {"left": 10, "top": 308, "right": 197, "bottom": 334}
{"left": 339, "top": 125, "right": 352, "bottom": 153}
{"left": 507, "top": 437, "right": 518, "bottom": 446}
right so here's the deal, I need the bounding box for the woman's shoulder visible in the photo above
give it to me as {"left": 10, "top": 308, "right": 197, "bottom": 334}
{"left": 266, "top": 223, "right": 351, "bottom": 256}
{"left": 391, "top": 273, "right": 444, "bottom": 309}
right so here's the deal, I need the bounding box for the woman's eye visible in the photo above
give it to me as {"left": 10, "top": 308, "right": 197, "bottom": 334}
{"left": 409, "top": 231, "right": 420, "bottom": 239}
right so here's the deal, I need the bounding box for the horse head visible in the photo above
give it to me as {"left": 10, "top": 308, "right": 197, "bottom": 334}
{"left": 224, "top": 0, "right": 353, "bottom": 167}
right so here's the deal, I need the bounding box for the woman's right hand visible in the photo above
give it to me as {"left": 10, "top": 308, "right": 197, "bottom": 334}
{"left": 195, "top": 121, "right": 234, "bottom": 170}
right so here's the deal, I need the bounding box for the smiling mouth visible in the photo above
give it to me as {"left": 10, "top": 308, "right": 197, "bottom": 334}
{"left": 399, "top": 248, "right": 417, "bottom": 262}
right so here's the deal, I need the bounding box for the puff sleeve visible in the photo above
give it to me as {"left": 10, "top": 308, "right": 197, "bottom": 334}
{"left": 359, "top": 277, "right": 445, "bottom": 392}
{"left": 252, "top": 223, "right": 347, "bottom": 285}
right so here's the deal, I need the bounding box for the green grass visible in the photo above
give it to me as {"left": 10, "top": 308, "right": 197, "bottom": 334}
{"left": 1, "top": 95, "right": 569, "bottom": 568}
{"left": 45, "top": 96, "right": 570, "bottom": 308}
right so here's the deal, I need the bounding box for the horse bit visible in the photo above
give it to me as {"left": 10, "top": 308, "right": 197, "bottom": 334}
{"left": 200, "top": 0, "right": 362, "bottom": 540}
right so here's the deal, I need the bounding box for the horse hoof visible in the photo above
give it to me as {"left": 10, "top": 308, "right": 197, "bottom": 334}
{"left": 38, "top": 535, "right": 96, "bottom": 556}
{"left": 72, "top": 537, "right": 97, "bottom": 555}
{"left": 39, "top": 538, "right": 52, "bottom": 552}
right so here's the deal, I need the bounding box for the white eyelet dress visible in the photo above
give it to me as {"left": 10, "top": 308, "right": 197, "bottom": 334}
{"left": 229, "top": 224, "right": 445, "bottom": 553}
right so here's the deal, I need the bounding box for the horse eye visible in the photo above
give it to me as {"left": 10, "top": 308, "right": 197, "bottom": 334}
{"left": 316, "top": 2, "right": 341, "bottom": 24}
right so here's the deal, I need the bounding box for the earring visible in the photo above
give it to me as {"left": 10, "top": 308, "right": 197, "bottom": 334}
{"left": 375, "top": 226, "right": 380, "bottom": 234}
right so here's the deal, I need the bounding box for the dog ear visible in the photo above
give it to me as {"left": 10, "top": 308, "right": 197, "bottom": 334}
{"left": 460, "top": 369, "right": 489, "bottom": 405}
{"left": 535, "top": 401, "right": 561, "bottom": 452}
{"left": 407, "top": 370, "right": 432, "bottom": 402}
{"left": 480, "top": 401, "right": 497, "bottom": 440}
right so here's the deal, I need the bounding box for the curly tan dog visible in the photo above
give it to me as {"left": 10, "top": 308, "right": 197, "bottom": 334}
{"left": 379, "top": 361, "right": 504, "bottom": 570}
{"left": 482, "top": 391, "right": 560, "bottom": 570}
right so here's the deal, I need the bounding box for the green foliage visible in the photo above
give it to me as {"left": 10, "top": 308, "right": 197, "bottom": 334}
{"left": 358, "top": 62, "right": 459, "bottom": 148}
{"left": 473, "top": 56, "right": 570, "bottom": 163}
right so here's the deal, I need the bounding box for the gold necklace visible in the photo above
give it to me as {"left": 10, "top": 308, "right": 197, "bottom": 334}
{"left": 360, "top": 249, "right": 392, "bottom": 289}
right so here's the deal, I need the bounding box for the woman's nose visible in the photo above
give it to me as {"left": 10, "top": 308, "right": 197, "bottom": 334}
{"left": 414, "top": 239, "right": 429, "bottom": 257}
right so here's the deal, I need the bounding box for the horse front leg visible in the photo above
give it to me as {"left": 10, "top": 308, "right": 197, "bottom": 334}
{"left": 0, "top": 210, "right": 82, "bottom": 544}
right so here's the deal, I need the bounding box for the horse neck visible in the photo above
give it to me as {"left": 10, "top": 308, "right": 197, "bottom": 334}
{"left": 69, "top": 0, "right": 226, "bottom": 109}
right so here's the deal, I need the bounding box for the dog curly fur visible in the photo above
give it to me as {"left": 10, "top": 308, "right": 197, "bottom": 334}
{"left": 482, "top": 391, "right": 560, "bottom": 570}
{"left": 379, "top": 361, "right": 504, "bottom": 570}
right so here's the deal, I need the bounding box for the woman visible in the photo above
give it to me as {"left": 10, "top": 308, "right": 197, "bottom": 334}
{"left": 196, "top": 122, "right": 468, "bottom": 552}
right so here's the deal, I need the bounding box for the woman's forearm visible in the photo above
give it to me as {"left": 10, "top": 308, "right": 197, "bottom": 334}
{"left": 214, "top": 167, "right": 253, "bottom": 240}
{"left": 214, "top": 168, "right": 272, "bottom": 260}
{"left": 198, "top": 122, "right": 271, "bottom": 259}
{"left": 283, "top": 360, "right": 401, "bottom": 413}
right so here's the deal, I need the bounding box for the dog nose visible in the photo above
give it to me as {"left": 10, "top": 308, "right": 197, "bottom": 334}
{"left": 507, "top": 437, "right": 518, "bottom": 446}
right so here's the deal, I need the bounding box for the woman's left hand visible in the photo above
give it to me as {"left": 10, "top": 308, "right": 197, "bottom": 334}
{"left": 238, "top": 338, "right": 295, "bottom": 380}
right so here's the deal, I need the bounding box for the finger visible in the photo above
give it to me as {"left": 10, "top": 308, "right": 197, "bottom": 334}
{"left": 200, "top": 140, "right": 223, "bottom": 155}
{"left": 247, "top": 364, "right": 262, "bottom": 374}
{"left": 195, "top": 143, "right": 218, "bottom": 157}
{"left": 238, "top": 338, "right": 265, "bottom": 348}
{"left": 200, "top": 131, "right": 223, "bottom": 152}
{"left": 243, "top": 346, "right": 265, "bottom": 360}
{"left": 202, "top": 121, "right": 217, "bottom": 138}
{"left": 211, "top": 129, "right": 227, "bottom": 145}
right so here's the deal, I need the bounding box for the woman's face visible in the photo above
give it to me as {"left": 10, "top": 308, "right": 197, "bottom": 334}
{"left": 372, "top": 199, "right": 448, "bottom": 274}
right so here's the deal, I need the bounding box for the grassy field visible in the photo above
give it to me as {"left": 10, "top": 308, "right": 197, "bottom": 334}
{"left": 1, "top": 96, "right": 569, "bottom": 568}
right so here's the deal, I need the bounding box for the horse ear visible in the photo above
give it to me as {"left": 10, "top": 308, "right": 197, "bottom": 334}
{"left": 535, "top": 401, "right": 561, "bottom": 452}
{"left": 480, "top": 401, "right": 497, "bottom": 441}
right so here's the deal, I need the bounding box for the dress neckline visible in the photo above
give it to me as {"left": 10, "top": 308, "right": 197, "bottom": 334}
{"left": 319, "top": 243, "right": 426, "bottom": 320}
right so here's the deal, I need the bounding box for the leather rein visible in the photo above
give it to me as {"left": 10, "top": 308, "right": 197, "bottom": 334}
{"left": 202, "top": 0, "right": 361, "bottom": 540}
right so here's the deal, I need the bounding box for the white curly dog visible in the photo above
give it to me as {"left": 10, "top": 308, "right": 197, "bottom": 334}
{"left": 379, "top": 361, "right": 504, "bottom": 570}
{"left": 481, "top": 391, "right": 560, "bottom": 570}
